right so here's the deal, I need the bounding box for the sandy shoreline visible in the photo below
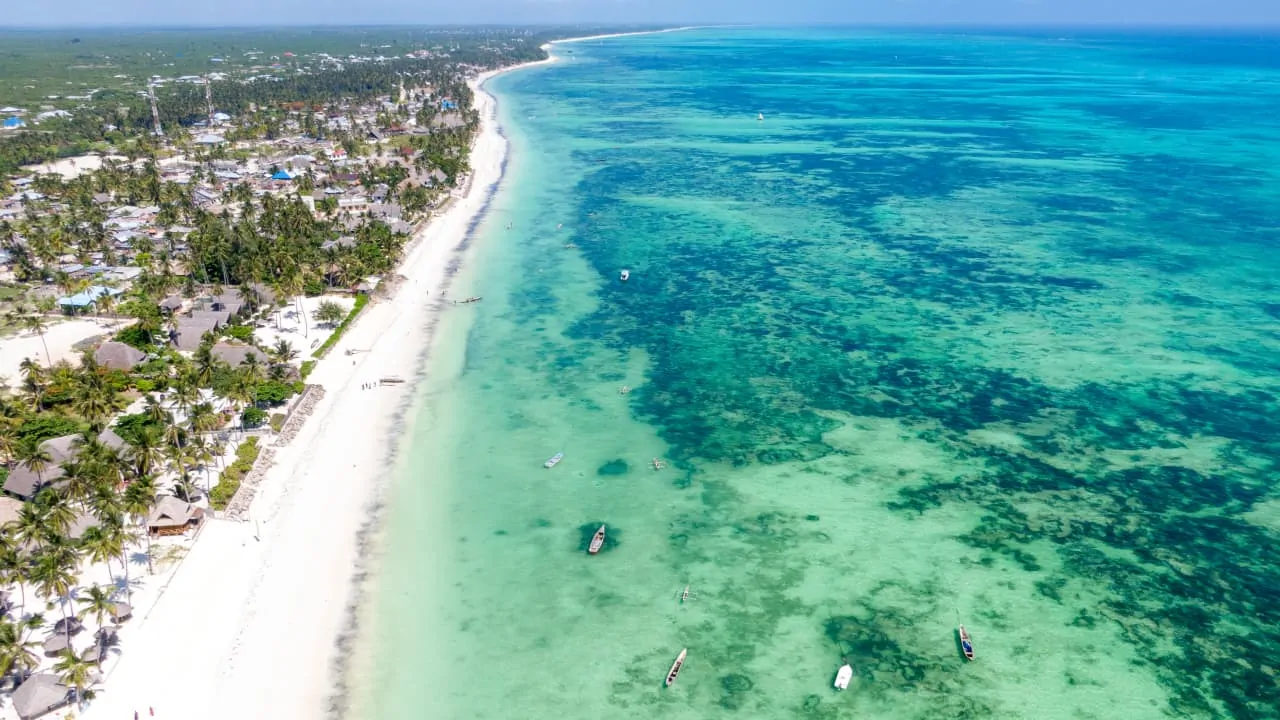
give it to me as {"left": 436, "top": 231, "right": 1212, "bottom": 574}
{"left": 79, "top": 64, "right": 523, "bottom": 720}
{"left": 78, "top": 28, "right": 694, "bottom": 720}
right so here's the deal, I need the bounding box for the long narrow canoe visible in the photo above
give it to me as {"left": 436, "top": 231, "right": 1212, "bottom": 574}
{"left": 588, "top": 525, "right": 606, "bottom": 555}
{"left": 959, "top": 625, "right": 975, "bottom": 661}
{"left": 665, "top": 648, "right": 687, "bottom": 687}
{"left": 544, "top": 452, "right": 564, "bottom": 469}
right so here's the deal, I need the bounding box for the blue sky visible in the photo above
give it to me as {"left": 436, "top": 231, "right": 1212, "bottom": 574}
{"left": 3, "top": 0, "right": 1277, "bottom": 27}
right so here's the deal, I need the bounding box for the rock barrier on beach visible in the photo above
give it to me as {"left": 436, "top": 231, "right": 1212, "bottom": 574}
{"left": 275, "top": 385, "right": 326, "bottom": 447}
{"left": 221, "top": 385, "right": 327, "bottom": 520}
{"left": 223, "top": 447, "right": 277, "bottom": 521}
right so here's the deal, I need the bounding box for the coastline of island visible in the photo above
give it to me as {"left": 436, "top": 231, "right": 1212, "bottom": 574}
{"left": 75, "top": 57, "right": 541, "bottom": 720}
{"left": 71, "top": 27, "right": 693, "bottom": 720}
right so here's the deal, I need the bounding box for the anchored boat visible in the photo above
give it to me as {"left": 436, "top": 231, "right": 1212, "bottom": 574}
{"left": 834, "top": 662, "right": 853, "bottom": 690}
{"left": 544, "top": 452, "right": 564, "bottom": 469}
{"left": 665, "top": 648, "right": 688, "bottom": 687}
{"left": 620, "top": 269, "right": 630, "bottom": 281}
{"left": 958, "top": 624, "right": 975, "bottom": 661}
{"left": 588, "top": 525, "right": 606, "bottom": 554}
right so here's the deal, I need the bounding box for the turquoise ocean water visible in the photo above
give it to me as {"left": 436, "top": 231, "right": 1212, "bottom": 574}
{"left": 351, "top": 29, "right": 1280, "bottom": 719}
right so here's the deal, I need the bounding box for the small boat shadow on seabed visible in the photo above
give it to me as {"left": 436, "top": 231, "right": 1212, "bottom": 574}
{"left": 577, "top": 522, "right": 620, "bottom": 553}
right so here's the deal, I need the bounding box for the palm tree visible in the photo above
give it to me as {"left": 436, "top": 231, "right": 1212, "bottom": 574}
{"left": 187, "top": 435, "right": 215, "bottom": 493}
{"left": 169, "top": 372, "right": 201, "bottom": 419}
{"left": 241, "top": 354, "right": 265, "bottom": 386}
{"left": 192, "top": 345, "right": 222, "bottom": 387}
{"left": 13, "top": 439, "right": 53, "bottom": 496}
{"left": 79, "top": 523, "right": 123, "bottom": 588}
{"left": 0, "top": 420, "right": 18, "bottom": 467}
{"left": 30, "top": 542, "right": 78, "bottom": 655}
{"left": 17, "top": 359, "right": 47, "bottom": 411}
{"left": 35, "top": 491, "right": 76, "bottom": 539}
{"left": 20, "top": 313, "right": 51, "bottom": 366}
{"left": 0, "top": 615, "right": 44, "bottom": 680}
{"left": 72, "top": 377, "right": 115, "bottom": 431}
{"left": 76, "top": 584, "right": 116, "bottom": 635}
{"left": 53, "top": 649, "right": 95, "bottom": 708}
{"left": 0, "top": 539, "right": 29, "bottom": 612}
{"left": 128, "top": 426, "right": 164, "bottom": 477}
{"left": 187, "top": 402, "right": 221, "bottom": 434}
{"left": 121, "top": 478, "right": 155, "bottom": 575}
{"left": 8, "top": 499, "right": 50, "bottom": 552}
{"left": 271, "top": 338, "right": 298, "bottom": 365}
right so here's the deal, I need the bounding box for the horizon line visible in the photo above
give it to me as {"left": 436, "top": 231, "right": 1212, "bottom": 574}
{"left": 2, "top": 21, "right": 1280, "bottom": 32}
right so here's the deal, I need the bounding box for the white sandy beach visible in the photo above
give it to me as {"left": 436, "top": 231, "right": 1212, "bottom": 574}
{"left": 0, "top": 318, "right": 114, "bottom": 390}
{"left": 78, "top": 67, "right": 521, "bottom": 720}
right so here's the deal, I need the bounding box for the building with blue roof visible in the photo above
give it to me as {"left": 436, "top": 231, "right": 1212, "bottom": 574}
{"left": 2, "top": 116, "right": 25, "bottom": 129}
{"left": 58, "top": 285, "right": 123, "bottom": 311}
{"left": 271, "top": 169, "right": 295, "bottom": 181}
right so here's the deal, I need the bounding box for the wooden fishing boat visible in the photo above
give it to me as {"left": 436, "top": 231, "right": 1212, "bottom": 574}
{"left": 665, "top": 648, "right": 687, "bottom": 686}
{"left": 544, "top": 452, "right": 564, "bottom": 469}
{"left": 454, "top": 296, "right": 482, "bottom": 304}
{"left": 588, "top": 525, "right": 606, "bottom": 554}
{"left": 958, "top": 625, "right": 975, "bottom": 661}
{"left": 833, "top": 662, "right": 853, "bottom": 690}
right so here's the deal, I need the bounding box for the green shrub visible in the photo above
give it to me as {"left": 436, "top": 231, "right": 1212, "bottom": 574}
{"left": 311, "top": 293, "right": 369, "bottom": 359}
{"left": 224, "top": 325, "right": 254, "bottom": 343}
{"left": 133, "top": 378, "right": 156, "bottom": 393}
{"left": 241, "top": 406, "right": 268, "bottom": 428}
{"left": 15, "top": 415, "right": 83, "bottom": 444}
{"left": 209, "top": 437, "right": 261, "bottom": 510}
{"left": 303, "top": 277, "right": 326, "bottom": 296}
{"left": 300, "top": 360, "right": 317, "bottom": 379}
{"left": 253, "top": 380, "right": 295, "bottom": 406}
{"left": 113, "top": 413, "right": 164, "bottom": 446}
{"left": 114, "top": 324, "right": 158, "bottom": 350}
{"left": 269, "top": 413, "right": 286, "bottom": 432}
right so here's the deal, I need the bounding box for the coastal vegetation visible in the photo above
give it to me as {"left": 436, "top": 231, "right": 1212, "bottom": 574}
{"left": 0, "top": 24, "right": 581, "bottom": 709}
{"left": 312, "top": 293, "right": 369, "bottom": 358}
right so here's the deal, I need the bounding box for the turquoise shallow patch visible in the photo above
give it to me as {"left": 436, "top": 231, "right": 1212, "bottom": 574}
{"left": 351, "top": 28, "right": 1280, "bottom": 720}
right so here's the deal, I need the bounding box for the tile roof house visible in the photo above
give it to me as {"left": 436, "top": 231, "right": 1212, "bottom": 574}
{"left": 94, "top": 341, "right": 147, "bottom": 370}
{"left": 171, "top": 316, "right": 220, "bottom": 352}
{"left": 11, "top": 673, "right": 71, "bottom": 720}
{"left": 210, "top": 342, "right": 265, "bottom": 367}
{"left": 3, "top": 429, "right": 127, "bottom": 500}
{"left": 190, "top": 309, "right": 232, "bottom": 326}
{"left": 159, "top": 294, "right": 185, "bottom": 313}
{"left": 147, "top": 495, "right": 204, "bottom": 535}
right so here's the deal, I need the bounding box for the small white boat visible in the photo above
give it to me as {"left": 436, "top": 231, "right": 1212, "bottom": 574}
{"left": 834, "top": 662, "right": 853, "bottom": 690}
{"left": 959, "top": 624, "right": 975, "bottom": 661}
{"left": 544, "top": 452, "right": 564, "bottom": 469}
{"left": 665, "top": 648, "right": 687, "bottom": 686}
{"left": 620, "top": 269, "right": 630, "bottom": 281}
{"left": 588, "top": 525, "right": 606, "bottom": 554}
{"left": 757, "top": 113, "right": 764, "bottom": 121}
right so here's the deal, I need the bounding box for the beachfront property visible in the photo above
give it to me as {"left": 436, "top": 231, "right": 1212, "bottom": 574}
{"left": 0, "top": 27, "right": 543, "bottom": 718}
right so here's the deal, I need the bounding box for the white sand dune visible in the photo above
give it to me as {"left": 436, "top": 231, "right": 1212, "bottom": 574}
{"left": 79, "top": 66, "right": 528, "bottom": 720}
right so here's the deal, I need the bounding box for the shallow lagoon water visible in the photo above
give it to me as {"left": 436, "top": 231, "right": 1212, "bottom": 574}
{"left": 352, "top": 29, "right": 1280, "bottom": 719}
